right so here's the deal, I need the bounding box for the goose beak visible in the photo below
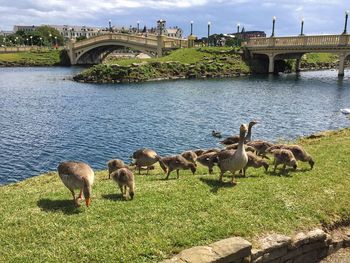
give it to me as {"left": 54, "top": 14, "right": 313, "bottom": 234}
{"left": 85, "top": 198, "right": 91, "bottom": 207}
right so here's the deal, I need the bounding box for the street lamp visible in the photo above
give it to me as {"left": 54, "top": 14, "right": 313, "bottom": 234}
{"left": 207, "top": 21, "right": 211, "bottom": 46}
{"left": 271, "top": 16, "right": 276, "bottom": 37}
{"left": 137, "top": 21, "right": 140, "bottom": 33}
{"left": 39, "top": 37, "right": 42, "bottom": 48}
{"left": 343, "top": 10, "right": 349, "bottom": 34}
{"left": 15, "top": 37, "right": 18, "bottom": 47}
{"left": 109, "top": 19, "right": 112, "bottom": 32}
{"left": 190, "top": 21, "right": 193, "bottom": 35}
{"left": 30, "top": 36, "right": 33, "bottom": 47}
{"left": 237, "top": 23, "right": 240, "bottom": 33}
{"left": 26, "top": 38, "right": 28, "bottom": 46}
{"left": 49, "top": 33, "right": 52, "bottom": 48}
{"left": 54, "top": 36, "right": 57, "bottom": 48}
{"left": 300, "top": 18, "right": 304, "bottom": 36}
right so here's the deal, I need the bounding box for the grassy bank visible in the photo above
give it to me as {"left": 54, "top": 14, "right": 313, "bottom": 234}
{"left": 74, "top": 47, "right": 250, "bottom": 83}
{"left": 0, "top": 129, "right": 350, "bottom": 262}
{"left": 0, "top": 50, "right": 69, "bottom": 66}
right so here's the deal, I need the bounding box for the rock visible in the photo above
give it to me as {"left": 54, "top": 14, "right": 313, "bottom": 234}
{"left": 177, "top": 246, "right": 220, "bottom": 263}
{"left": 259, "top": 234, "right": 292, "bottom": 252}
{"left": 210, "top": 237, "right": 251, "bottom": 263}
{"left": 290, "top": 232, "right": 309, "bottom": 248}
{"left": 306, "top": 229, "right": 327, "bottom": 243}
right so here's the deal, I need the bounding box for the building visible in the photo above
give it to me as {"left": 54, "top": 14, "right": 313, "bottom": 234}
{"left": 13, "top": 25, "right": 37, "bottom": 33}
{"left": 0, "top": 30, "right": 14, "bottom": 36}
{"left": 233, "top": 29, "right": 266, "bottom": 40}
{"left": 165, "top": 27, "right": 183, "bottom": 39}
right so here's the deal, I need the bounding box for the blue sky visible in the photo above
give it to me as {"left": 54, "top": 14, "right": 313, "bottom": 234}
{"left": 0, "top": 0, "right": 349, "bottom": 37}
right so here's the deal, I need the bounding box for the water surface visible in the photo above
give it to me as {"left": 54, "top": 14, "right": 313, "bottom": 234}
{"left": 0, "top": 67, "right": 349, "bottom": 184}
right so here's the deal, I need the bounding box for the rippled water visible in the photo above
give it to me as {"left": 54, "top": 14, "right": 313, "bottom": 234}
{"left": 0, "top": 67, "right": 349, "bottom": 184}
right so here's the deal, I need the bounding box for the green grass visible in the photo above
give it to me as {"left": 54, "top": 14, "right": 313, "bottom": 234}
{"left": 105, "top": 47, "right": 238, "bottom": 66}
{"left": 1, "top": 129, "right": 350, "bottom": 262}
{"left": 302, "top": 53, "right": 338, "bottom": 64}
{"left": 0, "top": 50, "right": 61, "bottom": 66}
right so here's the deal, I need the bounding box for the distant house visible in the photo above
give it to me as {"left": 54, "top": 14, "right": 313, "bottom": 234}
{"left": 0, "top": 30, "right": 14, "bottom": 36}
{"left": 13, "top": 25, "right": 37, "bottom": 33}
{"left": 233, "top": 29, "right": 266, "bottom": 40}
{"left": 165, "top": 27, "right": 183, "bottom": 39}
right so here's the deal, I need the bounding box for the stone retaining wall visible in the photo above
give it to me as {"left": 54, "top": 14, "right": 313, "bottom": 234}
{"left": 161, "top": 227, "right": 350, "bottom": 263}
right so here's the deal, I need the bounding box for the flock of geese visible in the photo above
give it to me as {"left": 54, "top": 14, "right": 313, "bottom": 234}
{"left": 57, "top": 121, "right": 315, "bottom": 207}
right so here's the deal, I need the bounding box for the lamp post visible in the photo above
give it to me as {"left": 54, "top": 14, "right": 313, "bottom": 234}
{"left": 109, "top": 19, "right": 112, "bottom": 32}
{"left": 137, "top": 21, "right": 140, "bottom": 33}
{"left": 39, "top": 37, "right": 42, "bottom": 48}
{"left": 271, "top": 16, "right": 276, "bottom": 37}
{"left": 26, "top": 38, "right": 28, "bottom": 46}
{"left": 54, "top": 36, "right": 57, "bottom": 48}
{"left": 343, "top": 10, "right": 349, "bottom": 34}
{"left": 207, "top": 21, "right": 211, "bottom": 46}
{"left": 237, "top": 23, "right": 240, "bottom": 33}
{"left": 300, "top": 18, "right": 304, "bottom": 36}
{"left": 49, "top": 33, "right": 52, "bottom": 48}
{"left": 30, "top": 36, "right": 33, "bottom": 47}
{"left": 190, "top": 21, "right": 193, "bottom": 35}
{"left": 15, "top": 37, "right": 18, "bottom": 47}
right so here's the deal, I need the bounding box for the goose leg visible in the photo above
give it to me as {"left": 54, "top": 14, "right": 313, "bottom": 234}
{"left": 165, "top": 169, "right": 172, "bottom": 180}
{"left": 231, "top": 171, "right": 237, "bottom": 185}
{"left": 138, "top": 166, "right": 141, "bottom": 175}
{"left": 146, "top": 166, "right": 149, "bottom": 175}
{"left": 77, "top": 189, "right": 83, "bottom": 200}
{"left": 70, "top": 189, "right": 80, "bottom": 207}
{"left": 119, "top": 185, "right": 123, "bottom": 196}
{"left": 219, "top": 171, "right": 224, "bottom": 182}
{"left": 176, "top": 169, "right": 179, "bottom": 179}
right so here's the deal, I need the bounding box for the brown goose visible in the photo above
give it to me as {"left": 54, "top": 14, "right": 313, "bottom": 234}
{"left": 111, "top": 168, "right": 135, "bottom": 200}
{"left": 225, "top": 143, "right": 256, "bottom": 153}
{"left": 216, "top": 124, "right": 249, "bottom": 184}
{"left": 242, "top": 152, "right": 269, "bottom": 176}
{"left": 193, "top": 149, "right": 205, "bottom": 157}
{"left": 266, "top": 144, "right": 314, "bottom": 169}
{"left": 246, "top": 140, "right": 274, "bottom": 157}
{"left": 196, "top": 151, "right": 218, "bottom": 174}
{"left": 107, "top": 159, "right": 127, "bottom": 179}
{"left": 161, "top": 155, "right": 196, "bottom": 179}
{"left": 131, "top": 148, "right": 166, "bottom": 174}
{"left": 181, "top": 150, "right": 198, "bottom": 165}
{"left": 269, "top": 149, "right": 297, "bottom": 173}
{"left": 220, "top": 120, "right": 258, "bottom": 145}
{"left": 57, "top": 161, "right": 94, "bottom": 207}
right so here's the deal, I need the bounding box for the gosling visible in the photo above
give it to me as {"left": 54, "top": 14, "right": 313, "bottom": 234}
{"left": 107, "top": 159, "right": 127, "bottom": 179}
{"left": 242, "top": 152, "right": 269, "bottom": 176}
{"left": 161, "top": 155, "right": 196, "bottom": 179}
{"left": 181, "top": 150, "right": 198, "bottom": 165}
{"left": 196, "top": 151, "right": 218, "bottom": 174}
{"left": 269, "top": 149, "right": 298, "bottom": 174}
{"left": 110, "top": 168, "right": 135, "bottom": 200}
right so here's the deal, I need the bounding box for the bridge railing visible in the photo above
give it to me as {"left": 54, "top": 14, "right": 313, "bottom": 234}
{"left": 163, "top": 38, "right": 188, "bottom": 49}
{"left": 244, "top": 34, "right": 350, "bottom": 48}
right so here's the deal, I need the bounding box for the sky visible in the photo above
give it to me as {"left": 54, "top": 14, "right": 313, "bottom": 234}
{"left": 0, "top": 0, "right": 349, "bottom": 37}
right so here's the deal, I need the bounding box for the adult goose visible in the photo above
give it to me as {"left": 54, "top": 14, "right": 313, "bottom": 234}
{"left": 131, "top": 148, "right": 166, "bottom": 174}
{"left": 57, "top": 161, "right": 94, "bottom": 207}
{"left": 220, "top": 120, "right": 258, "bottom": 145}
{"left": 216, "top": 124, "right": 248, "bottom": 185}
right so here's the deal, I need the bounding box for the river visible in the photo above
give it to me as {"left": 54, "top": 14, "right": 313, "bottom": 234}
{"left": 0, "top": 67, "right": 349, "bottom": 184}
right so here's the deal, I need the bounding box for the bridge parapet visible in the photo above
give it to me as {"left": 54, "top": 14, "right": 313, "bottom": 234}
{"left": 244, "top": 34, "right": 350, "bottom": 48}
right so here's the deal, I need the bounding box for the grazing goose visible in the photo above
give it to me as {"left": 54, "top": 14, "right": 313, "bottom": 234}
{"left": 269, "top": 149, "right": 297, "bottom": 174}
{"left": 181, "top": 150, "right": 198, "bottom": 165}
{"left": 161, "top": 155, "right": 196, "bottom": 179}
{"left": 266, "top": 144, "right": 314, "bottom": 169}
{"left": 212, "top": 130, "right": 222, "bottom": 138}
{"left": 111, "top": 168, "right": 135, "bottom": 200}
{"left": 196, "top": 151, "right": 218, "bottom": 174}
{"left": 242, "top": 152, "right": 269, "bottom": 176}
{"left": 193, "top": 149, "right": 205, "bottom": 157}
{"left": 216, "top": 124, "right": 248, "bottom": 185}
{"left": 57, "top": 161, "right": 94, "bottom": 207}
{"left": 220, "top": 120, "right": 258, "bottom": 145}
{"left": 246, "top": 140, "right": 274, "bottom": 157}
{"left": 107, "top": 159, "right": 127, "bottom": 179}
{"left": 202, "top": 148, "right": 221, "bottom": 155}
{"left": 131, "top": 148, "right": 166, "bottom": 175}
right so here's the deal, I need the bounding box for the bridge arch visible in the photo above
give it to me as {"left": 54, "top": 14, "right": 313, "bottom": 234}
{"left": 74, "top": 41, "right": 156, "bottom": 64}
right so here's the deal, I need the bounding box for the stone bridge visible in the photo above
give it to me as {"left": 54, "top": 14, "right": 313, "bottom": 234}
{"left": 243, "top": 34, "right": 350, "bottom": 76}
{"left": 67, "top": 33, "right": 188, "bottom": 65}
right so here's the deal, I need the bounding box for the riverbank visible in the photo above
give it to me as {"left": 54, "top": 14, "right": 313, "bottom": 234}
{"left": 0, "top": 128, "right": 349, "bottom": 262}
{"left": 0, "top": 50, "right": 70, "bottom": 66}
{"left": 73, "top": 47, "right": 251, "bottom": 83}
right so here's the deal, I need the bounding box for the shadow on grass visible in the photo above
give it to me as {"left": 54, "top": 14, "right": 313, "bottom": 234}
{"left": 199, "top": 177, "right": 236, "bottom": 193}
{"left": 37, "top": 199, "right": 82, "bottom": 215}
{"left": 101, "top": 193, "right": 126, "bottom": 201}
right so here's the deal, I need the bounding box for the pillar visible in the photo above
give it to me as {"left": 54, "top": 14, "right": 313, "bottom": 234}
{"left": 338, "top": 54, "right": 345, "bottom": 76}
{"left": 157, "top": 35, "right": 165, "bottom": 57}
{"left": 295, "top": 58, "right": 301, "bottom": 73}
{"left": 268, "top": 54, "right": 275, "bottom": 74}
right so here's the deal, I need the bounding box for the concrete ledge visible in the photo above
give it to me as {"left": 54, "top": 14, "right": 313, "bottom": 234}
{"left": 161, "top": 227, "right": 350, "bottom": 263}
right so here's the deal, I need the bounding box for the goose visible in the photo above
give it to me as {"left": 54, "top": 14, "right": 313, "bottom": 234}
{"left": 131, "top": 148, "right": 166, "bottom": 175}
{"left": 196, "top": 151, "right": 219, "bottom": 174}
{"left": 340, "top": 108, "right": 350, "bottom": 115}
{"left": 242, "top": 152, "right": 269, "bottom": 176}
{"left": 57, "top": 161, "right": 94, "bottom": 207}
{"left": 161, "top": 155, "right": 196, "bottom": 179}
{"left": 181, "top": 150, "right": 198, "bottom": 165}
{"left": 225, "top": 143, "right": 256, "bottom": 153}
{"left": 216, "top": 124, "right": 248, "bottom": 185}
{"left": 111, "top": 168, "right": 135, "bottom": 200}
{"left": 107, "top": 159, "right": 127, "bottom": 179}
{"left": 269, "top": 149, "right": 297, "bottom": 174}
{"left": 220, "top": 120, "right": 258, "bottom": 145}
{"left": 266, "top": 144, "right": 314, "bottom": 169}
{"left": 212, "top": 130, "right": 222, "bottom": 138}
{"left": 246, "top": 140, "right": 274, "bottom": 158}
